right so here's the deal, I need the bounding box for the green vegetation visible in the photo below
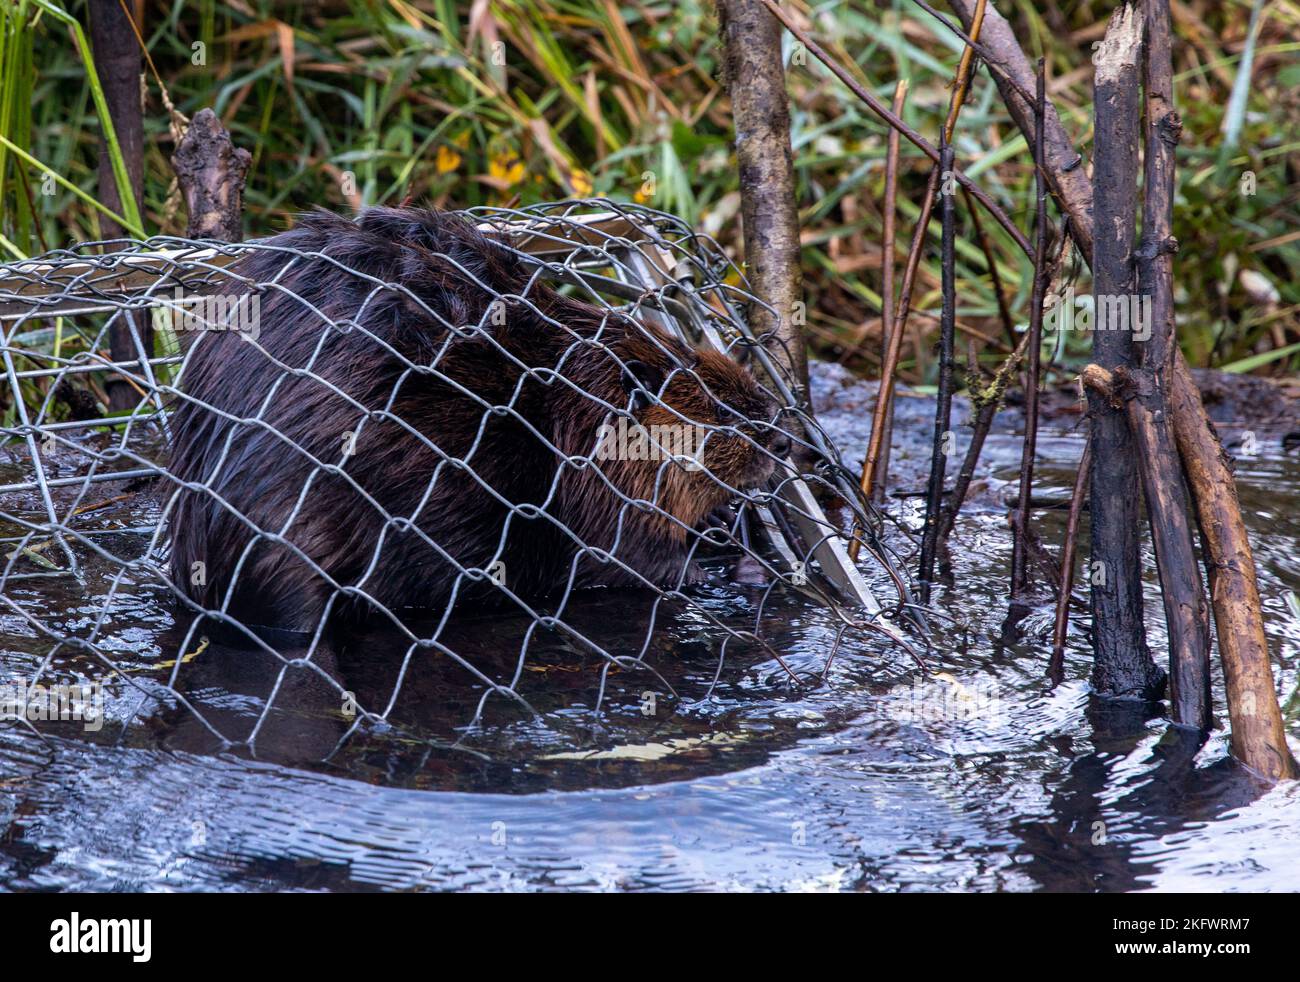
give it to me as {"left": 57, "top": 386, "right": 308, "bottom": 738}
{"left": 2, "top": 0, "right": 1297, "bottom": 380}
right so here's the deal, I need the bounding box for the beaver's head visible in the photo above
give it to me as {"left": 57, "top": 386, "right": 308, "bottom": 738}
{"left": 606, "top": 328, "right": 790, "bottom": 531}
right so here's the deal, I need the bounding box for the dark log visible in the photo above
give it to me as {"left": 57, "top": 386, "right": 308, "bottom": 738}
{"left": 1086, "top": 3, "right": 1162, "bottom": 700}
{"left": 88, "top": 0, "right": 147, "bottom": 413}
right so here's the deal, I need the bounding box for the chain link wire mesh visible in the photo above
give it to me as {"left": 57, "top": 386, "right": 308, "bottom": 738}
{"left": 0, "top": 199, "right": 917, "bottom": 762}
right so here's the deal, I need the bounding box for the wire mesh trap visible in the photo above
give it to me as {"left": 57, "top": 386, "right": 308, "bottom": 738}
{"left": 0, "top": 199, "right": 917, "bottom": 758}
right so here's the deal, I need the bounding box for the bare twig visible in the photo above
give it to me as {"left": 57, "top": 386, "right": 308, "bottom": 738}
{"left": 962, "top": 187, "right": 1018, "bottom": 349}
{"left": 1050, "top": 436, "right": 1092, "bottom": 683}
{"left": 918, "top": 139, "right": 958, "bottom": 599}
{"left": 849, "top": 79, "right": 908, "bottom": 560}
{"left": 1009, "top": 59, "right": 1048, "bottom": 601}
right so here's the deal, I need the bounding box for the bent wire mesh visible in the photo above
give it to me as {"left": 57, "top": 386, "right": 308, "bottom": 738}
{"left": 0, "top": 199, "right": 917, "bottom": 761}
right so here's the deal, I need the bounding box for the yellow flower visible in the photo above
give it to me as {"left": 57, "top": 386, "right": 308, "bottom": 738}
{"left": 570, "top": 169, "right": 593, "bottom": 196}
{"left": 436, "top": 144, "right": 462, "bottom": 174}
{"left": 488, "top": 152, "right": 526, "bottom": 186}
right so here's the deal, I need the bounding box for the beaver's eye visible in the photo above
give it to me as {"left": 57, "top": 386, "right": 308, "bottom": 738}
{"left": 716, "top": 403, "right": 762, "bottom": 440}
{"left": 716, "top": 403, "right": 746, "bottom": 427}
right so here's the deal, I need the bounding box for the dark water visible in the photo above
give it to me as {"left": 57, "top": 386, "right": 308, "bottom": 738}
{"left": 2, "top": 363, "right": 1298, "bottom": 892}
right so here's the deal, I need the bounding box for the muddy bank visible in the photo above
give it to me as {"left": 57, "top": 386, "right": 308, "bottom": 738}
{"left": 809, "top": 360, "right": 1300, "bottom": 499}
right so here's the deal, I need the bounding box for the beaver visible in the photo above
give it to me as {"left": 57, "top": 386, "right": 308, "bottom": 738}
{"left": 166, "top": 206, "right": 790, "bottom": 632}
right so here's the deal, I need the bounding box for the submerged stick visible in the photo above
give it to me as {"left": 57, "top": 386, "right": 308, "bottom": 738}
{"left": 1050, "top": 437, "right": 1092, "bottom": 683}
{"left": 1009, "top": 60, "right": 1048, "bottom": 602}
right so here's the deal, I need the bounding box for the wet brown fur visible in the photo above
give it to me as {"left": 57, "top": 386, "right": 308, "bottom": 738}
{"left": 167, "top": 206, "right": 784, "bottom": 631}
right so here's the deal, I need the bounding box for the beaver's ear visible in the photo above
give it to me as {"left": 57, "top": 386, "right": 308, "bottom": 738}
{"left": 621, "top": 358, "right": 665, "bottom": 411}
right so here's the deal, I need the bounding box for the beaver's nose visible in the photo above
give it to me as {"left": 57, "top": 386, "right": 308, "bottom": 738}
{"left": 767, "top": 430, "right": 792, "bottom": 459}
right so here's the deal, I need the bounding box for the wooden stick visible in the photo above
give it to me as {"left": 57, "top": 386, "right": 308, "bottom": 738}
{"left": 962, "top": 187, "right": 1019, "bottom": 349}
{"left": 718, "top": 0, "right": 809, "bottom": 408}
{"left": 918, "top": 139, "right": 958, "bottom": 599}
{"left": 1050, "top": 437, "right": 1092, "bottom": 683}
{"left": 1169, "top": 356, "right": 1298, "bottom": 777}
{"left": 872, "top": 79, "right": 908, "bottom": 507}
{"left": 1137, "top": 0, "right": 1212, "bottom": 729}
{"left": 1086, "top": 3, "right": 1162, "bottom": 699}
{"left": 1010, "top": 60, "right": 1048, "bottom": 601}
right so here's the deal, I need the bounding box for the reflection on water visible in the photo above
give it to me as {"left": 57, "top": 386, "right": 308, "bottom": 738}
{"left": 2, "top": 364, "right": 1298, "bottom": 891}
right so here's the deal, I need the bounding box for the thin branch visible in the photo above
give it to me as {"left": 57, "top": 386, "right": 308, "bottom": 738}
{"left": 919, "top": 137, "right": 958, "bottom": 600}
{"left": 1050, "top": 436, "right": 1091, "bottom": 684}
{"left": 1010, "top": 59, "right": 1048, "bottom": 602}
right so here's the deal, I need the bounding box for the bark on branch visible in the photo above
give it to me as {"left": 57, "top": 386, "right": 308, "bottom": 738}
{"left": 88, "top": 0, "right": 147, "bottom": 413}
{"left": 1138, "top": 0, "right": 1212, "bottom": 730}
{"left": 718, "top": 0, "right": 809, "bottom": 406}
{"left": 1087, "top": 3, "right": 1161, "bottom": 699}
{"left": 953, "top": 0, "right": 1295, "bottom": 776}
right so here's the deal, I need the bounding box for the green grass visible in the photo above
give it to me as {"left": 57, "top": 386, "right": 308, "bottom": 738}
{"left": 1, "top": 0, "right": 1297, "bottom": 383}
